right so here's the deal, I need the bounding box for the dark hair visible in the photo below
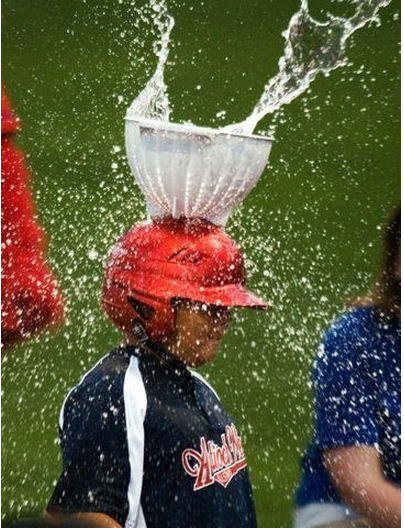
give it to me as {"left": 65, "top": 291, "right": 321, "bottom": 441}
{"left": 352, "top": 206, "right": 401, "bottom": 318}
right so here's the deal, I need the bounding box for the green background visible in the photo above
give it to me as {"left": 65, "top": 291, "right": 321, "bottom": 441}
{"left": 2, "top": 1, "right": 400, "bottom": 526}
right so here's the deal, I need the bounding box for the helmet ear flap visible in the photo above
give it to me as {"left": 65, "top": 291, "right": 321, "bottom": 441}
{"left": 127, "top": 296, "right": 155, "bottom": 341}
{"left": 126, "top": 294, "right": 176, "bottom": 342}
{"left": 127, "top": 296, "right": 156, "bottom": 320}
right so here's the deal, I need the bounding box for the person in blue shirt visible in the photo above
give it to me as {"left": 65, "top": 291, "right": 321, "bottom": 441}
{"left": 294, "top": 207, "right": 401, "bottom": 528}
{"left": 47, "top": 217, "right": 270, "bottom": 528}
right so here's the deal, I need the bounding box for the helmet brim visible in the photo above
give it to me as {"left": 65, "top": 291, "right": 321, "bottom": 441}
{"left": 114, "top": 271, "right": 271, "bottom": 310}
{"left": 179, "top": 283, "right": 271, "bottom": 309}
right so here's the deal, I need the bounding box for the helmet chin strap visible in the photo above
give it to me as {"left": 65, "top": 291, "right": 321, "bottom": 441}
{"left": 131, "top": 323, "right": 186, "bottom": 369}
{"left": 132, "top": 319, "right": 149, "bottom": 342}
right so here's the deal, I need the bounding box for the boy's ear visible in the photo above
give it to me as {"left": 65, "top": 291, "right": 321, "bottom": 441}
{"left": 127, "top": 296, "right": 156, "bottom": 320}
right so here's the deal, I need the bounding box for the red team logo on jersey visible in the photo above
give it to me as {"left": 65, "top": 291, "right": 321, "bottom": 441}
{"left": 181, "top": 423, "right": 247, "bottom": 491}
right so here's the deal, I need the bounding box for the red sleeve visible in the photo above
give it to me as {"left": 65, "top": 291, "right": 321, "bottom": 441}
{"left": 1, "top": 88, "right": 65, "bottom": 347}
{"left": 1, "top": 87, "right": 20, "bottom": 135}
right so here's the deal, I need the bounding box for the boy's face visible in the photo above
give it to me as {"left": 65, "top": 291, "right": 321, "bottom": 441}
{"left": 164, "top": 299, "right": 231, "bottom": 367}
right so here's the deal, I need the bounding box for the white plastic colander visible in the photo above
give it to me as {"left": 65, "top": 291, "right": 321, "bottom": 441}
{"left": 125, "top": 117, "right": 273, "bottom": 225}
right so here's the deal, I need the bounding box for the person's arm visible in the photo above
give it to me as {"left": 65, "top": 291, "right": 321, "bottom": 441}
{"left": 68, "top": 512, "right": 122, "bottom": 528}
{"left": 47, "top": 356, "right": 147, "bottom": 527}
{"left": 1, "top": 90, "right": 65, "bottom": 349}
{"left": 323, "top": 445, "right": 401, "bottom": 528}
{"left": 46, "top": 511, "right": 121, "bottom": 528}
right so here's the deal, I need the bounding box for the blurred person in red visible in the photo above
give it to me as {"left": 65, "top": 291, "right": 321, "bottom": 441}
{"left": 1, "top": 87, "right": 65, "bottom": 351}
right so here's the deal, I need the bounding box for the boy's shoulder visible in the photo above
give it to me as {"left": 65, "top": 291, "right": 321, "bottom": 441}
{"left": 66, "top": 347, "right": 139, "bottom": 407}
{"left": 314, "top": 307, "right": 378, "bottom": 374}
{"left": 323, "top": 306, "right": 376, "bottom": 345}
{"left": 61, "top": 346, "right": 145, "bottom": 429}
{"left": 190, "top": 369, "right": 221, "bottom": 401}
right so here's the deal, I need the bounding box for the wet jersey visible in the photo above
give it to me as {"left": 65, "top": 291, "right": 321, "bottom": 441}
{"left": 296, "top": 307, "right": 401, "bottom": 507}
{"left": 48, "top": 345, "right": 257, "bottom": 527}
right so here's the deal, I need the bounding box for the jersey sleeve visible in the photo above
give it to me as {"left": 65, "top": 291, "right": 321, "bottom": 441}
{"left": 1, "top": 88, "right": 65, "bottom": 347}
{"left": 312, "top": 310, "right": 379, "bottom": 450}
{"left": 47, "top": 355, "right": 147, "bottom": 527}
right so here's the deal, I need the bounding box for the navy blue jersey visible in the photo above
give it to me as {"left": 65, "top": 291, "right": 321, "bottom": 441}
{"left": 296, "top": 307, "right": 401, "bottom": 507}
{"left": 48, "top": 345, "right": 257, "bottom": 527}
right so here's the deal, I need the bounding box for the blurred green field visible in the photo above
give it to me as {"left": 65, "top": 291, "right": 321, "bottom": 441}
{"left": 1, "top": 1, "right": 400, "bottom": 526}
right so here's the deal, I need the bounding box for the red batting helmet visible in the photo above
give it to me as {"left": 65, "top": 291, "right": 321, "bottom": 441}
{"left": 101, "top": 217, "right": 270, "bottom": 341}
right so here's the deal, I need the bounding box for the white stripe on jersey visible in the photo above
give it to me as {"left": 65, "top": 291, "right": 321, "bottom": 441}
{"left": 124, "top": 355, "right": 148, "bottom": 528}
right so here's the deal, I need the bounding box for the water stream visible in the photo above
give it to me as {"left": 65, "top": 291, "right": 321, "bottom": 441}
{"left": 128, "top": 0, "right": 392, "bottom": 136}
{"left": 225, "top": 0, "right": 392, "bottom": 135}
{"left": 126, "top": 0, "right": 174, "bottom": 121}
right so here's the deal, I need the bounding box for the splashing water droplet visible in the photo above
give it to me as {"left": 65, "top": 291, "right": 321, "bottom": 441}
{"left": 126, "top": 0, "right": 174, "bottom": 121}
{"left": 224, "top": 0, "right": 392, "bottom": 135}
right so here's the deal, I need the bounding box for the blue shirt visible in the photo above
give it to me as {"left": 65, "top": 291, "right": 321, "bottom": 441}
{"left": 296, "top": 306, "right": 401, "bottom": 507}
{"left": 48, "top": 345, "right": 257, "bottom": 527}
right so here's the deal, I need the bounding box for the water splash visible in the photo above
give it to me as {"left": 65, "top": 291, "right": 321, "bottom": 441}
{"left": 128, "top": 0, "right": 391, "bottom": 135}
{"left": 223, "top": 0, "right": 392, "bottom": 135}
{"left": 126, "top": 0, "right": 174, "bottom": 121}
